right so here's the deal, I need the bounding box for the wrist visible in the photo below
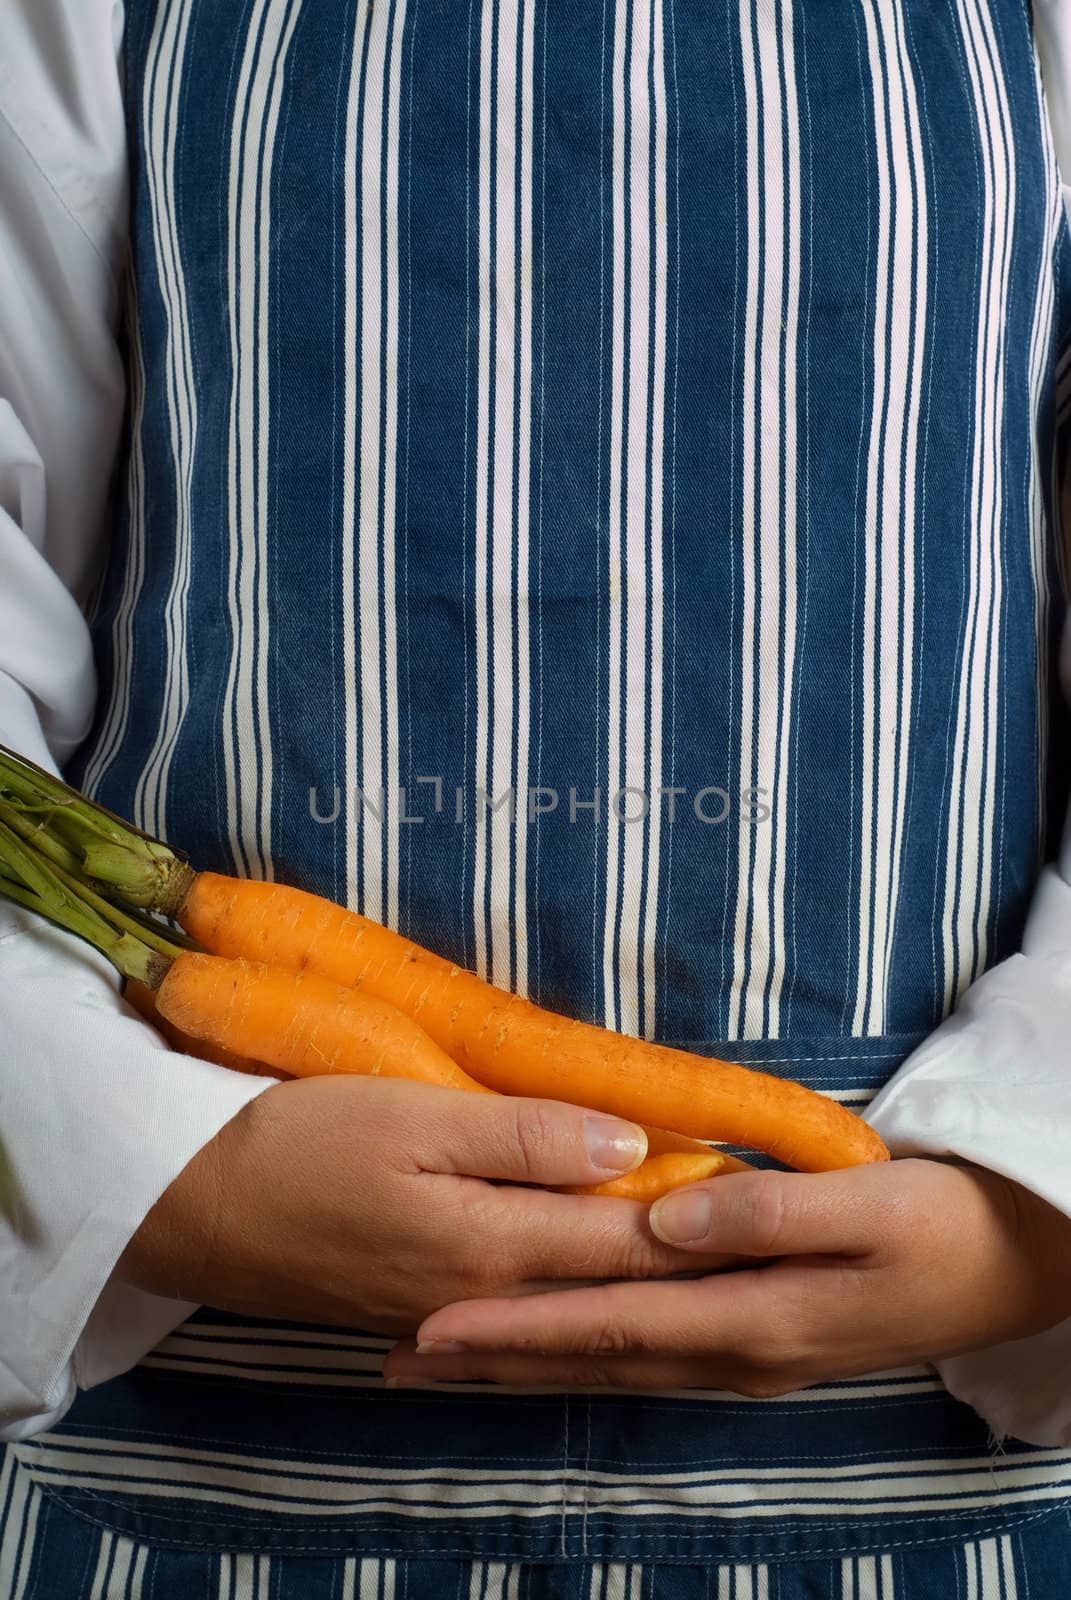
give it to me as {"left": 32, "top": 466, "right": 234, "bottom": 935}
{"left": 961, "top": 1163, "right": 1071, "bottom": 1339}
{"left": 116, "top": 1094, "right": 239, "bottom": 1301}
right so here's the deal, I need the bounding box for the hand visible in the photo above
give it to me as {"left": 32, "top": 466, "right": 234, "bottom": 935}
{"left": 117, "top": 1075, "right": 722, "bottom": 1334}
{"left": 382, "top": 1157, "right": 1071, "bottom": 1392}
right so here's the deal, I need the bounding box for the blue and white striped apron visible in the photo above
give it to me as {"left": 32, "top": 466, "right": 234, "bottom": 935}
{"left": 6, "top": 0, "right": 1071, "bottom": 1592}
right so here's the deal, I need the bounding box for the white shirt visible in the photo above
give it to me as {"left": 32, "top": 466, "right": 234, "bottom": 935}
{"left": 2, "top": 0, "right": 1071, "bottom": 1447}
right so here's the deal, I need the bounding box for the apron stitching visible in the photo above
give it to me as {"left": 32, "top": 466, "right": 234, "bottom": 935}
{"left": 29, "top": 1474, "right": 1071, "bottom": 1543}
{"left": 19, "top": 1470, "right": 1071, "bottom": 1562}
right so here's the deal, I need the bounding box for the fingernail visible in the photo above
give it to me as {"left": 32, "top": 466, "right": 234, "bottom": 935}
{"left": 415, "top": 1340, "right": 468, "bottom": 1355}
{"left": 584, "top": 1115, "right": 648, "bottom": 1173}
{"left": 650, "top": 1188, "right": 713, "bottom": 1244}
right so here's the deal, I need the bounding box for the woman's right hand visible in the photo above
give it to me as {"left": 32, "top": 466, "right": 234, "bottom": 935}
{"left": 117, "top": 1074, "right": 718, "bottom": 1333}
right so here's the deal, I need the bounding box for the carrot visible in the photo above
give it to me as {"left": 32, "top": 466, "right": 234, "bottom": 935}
{"left": 123, "top": 977, "right": 290, "bottom": 1080}
{"left": 179, "top": 874, "right": 887, "bottom": 1172}
{"left": 569, "top": 1128, "right": 725, "bottom": 1199}
{"left": 154, "top": 953, "right": 494, "bottom": 1093}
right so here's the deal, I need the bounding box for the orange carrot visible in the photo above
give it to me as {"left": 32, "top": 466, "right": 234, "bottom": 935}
{"left": 178, "top": 874, "right": 887, "bottom": 1172}
{"left": 569, "top": 1128, "right": 725, "bottom": 1199}
{"left": 154, "top": 953, "right": 494, "bottom": 1092}
{"left": 124, "top": 976, "right": 290, "bottom": 1079}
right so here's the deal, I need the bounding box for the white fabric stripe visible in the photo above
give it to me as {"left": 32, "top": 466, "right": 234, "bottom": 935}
{"left": 969, "top": 0, "right": 1017, "bottom": 991}
{"left": 140, "top": 1355, "right": 383, "bottom": 1383}
{"left": 472, "top": 0, "right": 495, "bottom": 982}
{"left": 341, "top": 0, "right": 406, "bottom": 919}
{"left": 764, "top": 0, "right": 800, "bottom": 1042}
{"left": 601, "top": 0, "right": 630, "bottom": 1030}
{"left": 966, "top": 1538, "right": 1022, "bottom": 1600}
{"left": 89, "top": 1532, "right": 116, "bottom": 1600}
{"left": 514, "top": 0, "right": 537, "bottom": 1001}
{"left": 849, "top": 1554, "right": 895, "bottom": 1600}
{"left": 602, "top": 1562, "right": 631, "bottom": 1600}
{"left": 729, "top": 0, "right": 800, "bottom": 1038}
{"left": 472, "top": 1563, "right": 507, "bottom": 1600}
{"left": 1000, "top": 1533, "right": 1019, "bottom": 1600}
{"left": 472, "top": 0, "right": 534, "bottom": 991}
{"left": 154, "top": 1334, "right": 387, "bottom": 1369}
{"left": 489, "top": 0, "right": 522, "bottom": 991}
{"left": 363, "top": 0, "right": 405, "bottom": 927}
{"left": 380, "top": 0, "right": 406, "bottom": 936}
{"left": 356, "top": 3, "right": 389, "bottom": 924}
{"left": 0, "top": 1451, "right": 38, "bottom": 1600}
{"left": 164, "top": 1323, "right": 393, "bottom": 1347}
{"left": 965, "top": 1541, "right": 980, "bottom": 1600}
{"left": 732, "top": 1567, "right": 753, "bottom": 1600}
{"left": 0, "top": 1432, "right": 16, "bottom": 1586}
{"left": 340, "top": 10, "right": 365, "bottom": 911}
{"left": 640, "top": 0, "right": 667, "bottom": 1042}
{"left": 130, "top": 1544, "right": 149, "bottom": 1600}
{"left": 22, "top": 1449, "right": 1071, "bottom": 1520}
{"left": 133, "top": 0, "right": 198, "bottom": 837}
{"left": 979, "top": 1538, "right": 1001, "bottom": 1600}
{"left": 942, "top": 0, "right": 1016, "bottom": 1004}
{"left": 1024, "top": 48, "right": 1062, "bottom": 859}
{"left": 25, "top": 1467, "right": 1071, "bottom": 1523}
{"left": 100, "top": 1536, "right": 133, "bottom": 1600}
{"left": 83, "top": 280, "right": 148, "bottom": 799}
{"left": 219, "top": 1553, "right": 271, "bottom": 1600}
{"left": 48, "top": 1410, "right": 1025, "bottom": 1488}
{"left": 221, "top": 0, "right": 303, "bottom": 880}
{"left": 359, "top": 1558, "right": 380, "bottom": 1600}
{"left": 852, "top": 0, "right": 928, "bottom": 1033}
{"left": 602, "top": 0, "right": 668, "bottom": 1038}
{"left": 852, "top": 0, "right": 895, "bottom": 1034}
{"left": 618, "top": 0, "right": 655, "bottom": 1040}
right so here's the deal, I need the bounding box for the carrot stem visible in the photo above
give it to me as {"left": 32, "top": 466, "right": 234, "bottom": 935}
{"left": 0, "top": 744, "right": 193, "bottom": 913}
{"left": 0, "top": 817, "right": 174, "bottom": 986}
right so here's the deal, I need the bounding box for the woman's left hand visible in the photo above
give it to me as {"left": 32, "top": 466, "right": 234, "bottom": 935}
{"left": 381, "top": 1158, "right": 1071, "bottom": 1394}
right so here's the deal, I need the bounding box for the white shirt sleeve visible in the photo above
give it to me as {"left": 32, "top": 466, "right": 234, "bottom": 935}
{"left": 866, "top": 2, "right": 1071, "bottom": 1447}
{"left": 0, "top": 0, "right": 275, "bottom": 1443}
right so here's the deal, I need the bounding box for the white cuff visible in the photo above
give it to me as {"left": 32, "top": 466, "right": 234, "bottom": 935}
{"left": 0, "top": 916, "right": 275, "bottom": 1440}
{"left": 868, "top": 949, "right": 1071, "bottom": 1446}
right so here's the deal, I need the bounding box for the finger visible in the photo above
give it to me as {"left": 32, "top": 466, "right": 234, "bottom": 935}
{"left": 482, "top": 1185, "right": 740, "bottom": 1284}
{"left": 415, "top": 1088, "right": 650, "bottom": 1188}
{"left": 415, "top": 1271, "right": 787, "bottom": 1359}
{"left": 382, "top": 1341, "right": 756, "bottom": 1394}
{"left": 647, "top": 1167, "right": 889, "bottom": 1257}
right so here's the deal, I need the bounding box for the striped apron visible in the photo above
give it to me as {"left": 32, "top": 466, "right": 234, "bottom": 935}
{"left": 5, "top": 0, "right": 1071, "bottom": 1592}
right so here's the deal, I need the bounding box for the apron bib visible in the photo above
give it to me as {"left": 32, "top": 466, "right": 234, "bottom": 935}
{"left": 12, "top": 0, "right": 1071, "bottom": 1567}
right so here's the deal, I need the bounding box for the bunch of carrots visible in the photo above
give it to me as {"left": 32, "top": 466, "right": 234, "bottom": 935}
{"left": 0, "top": 745, "right": 888, "bottom": 1202}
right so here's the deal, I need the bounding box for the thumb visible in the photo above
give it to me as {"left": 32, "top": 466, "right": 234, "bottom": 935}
{"left": 423, "top": 1089, "right": 650, "bottom": 1189}
{"left": 648, "top": 1167, "right": 882, "bottom": 1256}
